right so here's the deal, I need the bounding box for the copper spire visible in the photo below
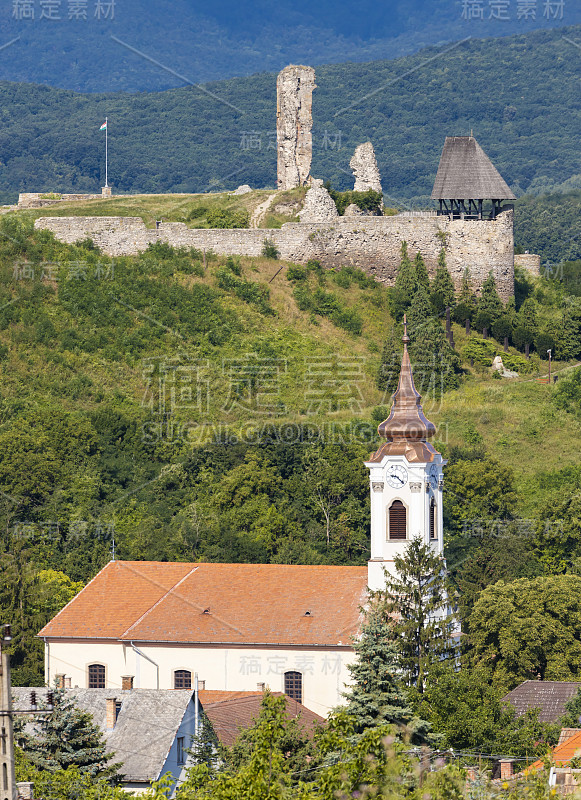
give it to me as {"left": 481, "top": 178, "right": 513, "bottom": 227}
{"left": 378, "top": 315, "right": 436, "bottom": 442}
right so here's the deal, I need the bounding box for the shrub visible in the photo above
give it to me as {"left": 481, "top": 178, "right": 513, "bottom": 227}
{"left": 535, "top": 331, "right": 556, "bottom": 358}
{"left": 286, "top": 265, "right": 309, "bottom": 282}
{"left": 215, "top": 268, "right": 273, "bottom": 315}
{"left": 554, "top": 367, "right": 581, "bottom": 413}
{"left": 206, "top": 208, "right": 249, "bottom": 229}
{"left": 461, "top": 337, "right": 497, "bottom": 367}
{"left": 223, "top": 255, "right": 242, "bottom": 276}
{"left": 326, "top": 185, "right": 383, "bottom": 215}
{"left": 502, "top": 352, "right": 534, "bottom": 374}
{"left": 330, "top": 307, "right": 363, "bottom": 335}
{"left": 261, "top": 239, "right": 279, "bottom": 259}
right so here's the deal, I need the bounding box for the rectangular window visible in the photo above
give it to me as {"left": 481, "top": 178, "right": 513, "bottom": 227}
{"left": 177, "top": 736, "right": 185, "bottom": 766}
{"left": 284, "top": 671, "right": 303, "bottom": 704}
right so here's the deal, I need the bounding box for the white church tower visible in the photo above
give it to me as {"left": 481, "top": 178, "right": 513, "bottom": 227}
{"left": 366, "top": 317, "right": 446, "bottom": 591}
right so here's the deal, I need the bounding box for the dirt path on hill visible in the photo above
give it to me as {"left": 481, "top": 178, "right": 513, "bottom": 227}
{"left": 250, "top": 193, "right": 277, "bottom": 228}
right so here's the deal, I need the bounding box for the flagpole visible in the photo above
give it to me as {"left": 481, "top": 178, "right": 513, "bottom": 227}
{"left": 105, "top": 117, "right": 108, "bottom": 188}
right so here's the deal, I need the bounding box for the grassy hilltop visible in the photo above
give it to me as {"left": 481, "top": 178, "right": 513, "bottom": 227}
{"left": 0, "top": 205, "right": 580, "bottom": 681}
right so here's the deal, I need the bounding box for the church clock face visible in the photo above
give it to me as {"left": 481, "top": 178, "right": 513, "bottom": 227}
{"left": 386, "top": 465, "right": 408, "bottom": 489}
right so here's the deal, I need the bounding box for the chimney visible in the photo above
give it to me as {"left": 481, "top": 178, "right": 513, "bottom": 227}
{"left": 106, "top": 698, "right": 118, "bottom": 729}
{"left": 55, "top": 674, "right": 65, "bottom": 689}
{"left": 64, "top": 678, "right": 71, "bottom": 689}
{"left": 198, "top": 680, "right": 206, "bottom": 691}
{"left": 257, "top": 682, "right": 265, "bottom": 691}
{"left": 121, "top": 676, "right": 134, "bottom": 691}
{"left": 500, "top": 760, "right": 514, "bottom": 781}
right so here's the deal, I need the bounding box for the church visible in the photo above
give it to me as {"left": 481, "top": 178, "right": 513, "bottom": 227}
{"left": 38, "top": 322, "right": 446, "bottom": 717}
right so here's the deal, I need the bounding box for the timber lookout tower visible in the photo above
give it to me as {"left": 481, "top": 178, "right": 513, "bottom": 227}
{"left": 431, "top": 136, "right": 516, "bottom": 220}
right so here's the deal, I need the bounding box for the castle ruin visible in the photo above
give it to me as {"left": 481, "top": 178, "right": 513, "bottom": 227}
{"left": 276, "top": 65, "right": 316, "bottom": 190}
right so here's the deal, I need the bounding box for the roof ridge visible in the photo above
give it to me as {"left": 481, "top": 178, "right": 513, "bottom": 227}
{"left": 121, "top": 565, "right": 201, "bottom": 638}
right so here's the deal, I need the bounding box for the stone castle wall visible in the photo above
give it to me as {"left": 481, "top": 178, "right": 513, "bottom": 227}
{"left": 34, "top": 209, "right": 515, "bottom": 299}
{"left": 19, "top": 193, "right": 102, "bottom": 209}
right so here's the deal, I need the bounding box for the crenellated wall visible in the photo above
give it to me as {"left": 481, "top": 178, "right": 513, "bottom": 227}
{"left": 34, "top": 209, "right": 515, "bottom": 299}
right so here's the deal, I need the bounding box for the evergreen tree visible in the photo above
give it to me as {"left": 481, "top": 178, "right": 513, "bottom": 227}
{"left": 376, "top": 325, "right": 403, "bottom": 396}
{"left": 413, "top": 251, "right": 430, "bottom": 292}
{"left": 389, "top": 242, "right": 418, "bottom": 319}
{"left": 394, "top": 242, "right": 417, "bottom": 299}
{"left": 406, "top": 283, "right": 433, "bottom": 341}
{"left": 409, "top": 318, "right": 462, "bottom": 397}
{"left": 189, "top": 711, "right": 220, "bottom": 771}
{"left": 342, "top": 606, "right": 414, "bottom": 733}
{"left": 452, "top": 268, "right": 476, "bottom": 324}
{"left": 478, "top": 271, "right": 504, "bottom": 321}
{"left": 556, "top": 300, "right": 581, "bottom": 360}
{"left": 430, "top": 250, "right": 456, "bottom": 314}
{"left": 384, "top": 539, "right": 456, "bottom": 695}
{"left": 20, "top": 688, "right": 120, "bottom": 779}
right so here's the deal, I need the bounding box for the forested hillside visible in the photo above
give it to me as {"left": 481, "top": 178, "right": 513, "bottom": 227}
{"left": 1, "top": 0, "right": 578, "bottom": 92}
{"left": 0, "top": 26, "right": 579, "bottom": 215}
{"left": 1, "top": 209, "right": 581, "bottom": 684}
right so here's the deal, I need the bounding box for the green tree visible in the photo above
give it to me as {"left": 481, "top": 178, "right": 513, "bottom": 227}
{"left": 533, "top": 489, "right": 581, "bottom": 574}
{"left": 561, "top": 687, "right": 581, "bottom": 727}
{"left": 478, "top": 271, "right": 504, "bottom": 321}
{"left": 389, "top": 242, "right": 418, "bottom": 319}
{"left": 383, "top": 540, "right": 456, "bottom": 694}
{"left": 19, "top": 687, "right": 121, "bottom": 779}
{"left": 556, "top": 300, "right": 581, "bottom": 360}
{"left": 553, "top": 366, "right": 581, "bottom": 415}
{"left": 467, "top": 574, "right": 581, "bottom": 689}
{"left": 407, "top": 283, "right": 433, "bottom": 341}
{"left": 430, "top": 250, "right": 456, "bottom": 314}
{"left": 414, "top": 251, "right": 430, "bottom": 291}
{"left": 342, "top": 602, "right": 415, "bottom": 733}
{"left": 376, "top": 325, "right": 403, "bottom": 396}
{"left": 444, "top": 458, "right": 519, "bottom": 534}
{"left": 409, "top": 318, "right": 462, "bottom": 397}
{"left": 418, "top": 664, "right": 559, "bottom": 756}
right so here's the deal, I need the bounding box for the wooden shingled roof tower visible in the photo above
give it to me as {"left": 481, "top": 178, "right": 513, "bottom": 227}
{"left": 431, "top": 136, "right": 516, "bottom": 219}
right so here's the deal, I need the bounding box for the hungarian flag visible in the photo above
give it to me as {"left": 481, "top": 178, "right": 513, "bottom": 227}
{"left": 100, "top": 121, "right": 107, "bottom": 131}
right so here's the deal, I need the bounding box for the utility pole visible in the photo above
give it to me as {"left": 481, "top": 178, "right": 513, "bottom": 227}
{"left": 0, "top": 625, "right": 53, "bottom": 800}
{"left": 0, "top": 624, "right": 17, "bottom": 800}
{"left": 547, "top": 349, "right": 552, "bottom": 383}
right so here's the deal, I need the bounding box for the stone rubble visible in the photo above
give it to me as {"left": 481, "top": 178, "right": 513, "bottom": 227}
{"left": 298, "top": 179, "right": 339, "bottom": 222}
{"left": 277, "top": 65, "right": 316, "bottom": 190}
{"left": 231, "top": 184, "right": 253, "bottom": 195}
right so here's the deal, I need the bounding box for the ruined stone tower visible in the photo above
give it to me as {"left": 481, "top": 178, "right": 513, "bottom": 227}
{"left": 277, "top": 65, "right": 316, "bottom": 190}
{"left": 350, "top": 142, "right": 382, "bottom": 194}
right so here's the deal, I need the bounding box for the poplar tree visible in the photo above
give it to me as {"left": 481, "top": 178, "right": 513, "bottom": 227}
{"left": 376, "top": 325, "right": 403, "bottom": 395}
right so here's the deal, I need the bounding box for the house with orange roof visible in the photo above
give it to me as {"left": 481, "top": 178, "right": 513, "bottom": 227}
{"left": 38, "top": 321, "right": 448, "bottom": 717}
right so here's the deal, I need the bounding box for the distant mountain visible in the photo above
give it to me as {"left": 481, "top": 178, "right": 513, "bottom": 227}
{"left": 0, "top": 26, "right": 579, "bottom": 222}
{"left": 0, "top": 0, "right": 579, "bottom": 91}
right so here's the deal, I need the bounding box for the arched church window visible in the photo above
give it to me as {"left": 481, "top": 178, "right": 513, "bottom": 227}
{"left": 284, "top": 671, "right": 302, "bottom": 703}
{"left": 388, "top": 500, "right": 407, "bottom": 541}
{"left": 174, "top": 669, "right": 191, "bottom": 690}
{"left": 429, "top": 498, "right": 437, "bottom": 540}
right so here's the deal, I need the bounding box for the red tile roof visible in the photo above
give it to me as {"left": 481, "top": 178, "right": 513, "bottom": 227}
{"left": 38, "top": 561, "right": 368, "bottom": 647}
{"left": 529, "top": 729, "right": 581, "bottom": 770}
{"left": 202, "top": 692, "right": 325, "bottom": 747}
